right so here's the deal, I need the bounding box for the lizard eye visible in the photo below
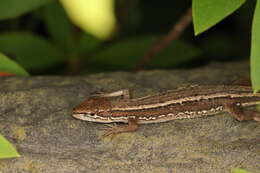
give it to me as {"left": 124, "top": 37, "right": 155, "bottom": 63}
{"left": 89, "top": 113, "right": 95, "bottom": 116}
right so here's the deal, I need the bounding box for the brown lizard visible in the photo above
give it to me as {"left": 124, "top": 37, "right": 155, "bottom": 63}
{"left": 72, "top": 85, "right": 260, "bottom": 138}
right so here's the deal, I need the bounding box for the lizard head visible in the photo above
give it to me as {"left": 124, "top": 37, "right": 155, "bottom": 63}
{"left": 72, "top": 97, "right": 114, "bottom": 123}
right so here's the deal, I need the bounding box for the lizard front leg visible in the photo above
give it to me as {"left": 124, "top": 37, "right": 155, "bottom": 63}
{"left": 101, "top": 118, "right": 139, "bottom": 139}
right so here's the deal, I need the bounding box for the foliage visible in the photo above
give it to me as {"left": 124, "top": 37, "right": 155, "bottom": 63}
{"left": 0, "top": 53, "right": 29, "bottom": 76}
{"left": 0, "top": 0, "right": 51, "bottom": 20}
{"left": 0, "top": 32, "right": 64, "bottom": 70}
{"left": 88, "top": 36, "right": 200, "bottom": 70}
{"left": 193, "top": 0, "right": 260, "bottom": 92}
{"left": 60, "top": 0, "right": 117, "bottom": 39}
{"left": 193, "top": 0, "right": 246, "bottom": 35}
{"left": 0, "top": 0, "right": 259, "bottom": 91}
{"left": 251, "top": 0, "right": 260, "bottom": 92}
{"left": 232, "top": 168, "right": 254, "bottom": 173}
{"left": 0, "top": 134, "right": 20, "bottom": 159}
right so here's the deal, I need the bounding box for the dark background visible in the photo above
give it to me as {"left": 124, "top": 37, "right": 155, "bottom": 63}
{"left": 0, "top": 0, "right": 256, "bottom": 75}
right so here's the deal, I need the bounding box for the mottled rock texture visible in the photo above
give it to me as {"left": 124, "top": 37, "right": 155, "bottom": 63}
{"left": 0, "top": 61, "right": 259, "bottom": 173}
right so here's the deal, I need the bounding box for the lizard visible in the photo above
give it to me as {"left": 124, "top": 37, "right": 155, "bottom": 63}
{"left": 72, "top": 85, "right": 260, "bottom": 138}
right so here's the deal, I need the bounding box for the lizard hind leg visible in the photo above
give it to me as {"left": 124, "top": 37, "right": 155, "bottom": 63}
{"left": 224, "top": 103, "right": 260, "bottom": 122}
{"left": 250, "top": 111, "right": 260, "bottom": 122}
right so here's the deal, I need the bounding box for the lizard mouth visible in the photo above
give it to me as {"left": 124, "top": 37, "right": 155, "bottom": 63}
{"left": 72, "top": 112, "right": 95, "bottom": 119}
{"left": 72, "top": 112, "right": 114, "bottom": 123}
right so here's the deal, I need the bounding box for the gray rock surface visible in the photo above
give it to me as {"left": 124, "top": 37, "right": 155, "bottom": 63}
{"left": 0, "top": 61, "right": 259, "bottom": 173}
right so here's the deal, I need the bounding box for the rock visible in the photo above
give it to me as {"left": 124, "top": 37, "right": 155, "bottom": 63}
{"left": 0, "top": 61, "right": 259, "bottom": 173}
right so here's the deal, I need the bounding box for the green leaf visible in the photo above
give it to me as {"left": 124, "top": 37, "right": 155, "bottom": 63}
{"left": 193, "top": 0, "right": 246, "bottom": 35}
{"left": 150, "top": 40, "right": 201, "bottom": 68}
{"left": 89, "top": 36, "right": 156, "bottom": 70}
{"left": 0, "top": 0, "right": 52, "bottom": 20}
{"left": 0, "top": 134, "right": 20, "bottom": 159}
{"left": 78, "top": 32, "right": 103, "bottom": 55}
{"left": 0, "top": 53, "right": 29, "bottom": 76}
{"left": 251, "top": 0, "right": 260, "bottom": 93}
{"left": 89, "top": 36, "right": 200, "bottom": 70}
{"left": 0, "top": 32, "right": 64, "bottom": 70}
{"left": 232, "top": 168, "right": 253, "bottom": 173}
{"left": 42, "top": 1, "right": 75, "bottom": 52}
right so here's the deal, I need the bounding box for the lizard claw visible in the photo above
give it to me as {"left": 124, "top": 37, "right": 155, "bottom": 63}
{"left": 99, "top": 119, "right": 139, "bottom": 140}
{"left": 100, "top": 124, "right": 120, "bottom": 140}
{"left": 99, "top": 123, "right": 117, "bottom": 130}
